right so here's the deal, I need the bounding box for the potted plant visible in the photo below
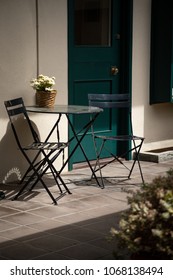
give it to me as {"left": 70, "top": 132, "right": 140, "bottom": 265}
{"left": 30, "top": 74, "right": 56, "bottom": 107}
{"left": 110, "top": 169, "right": 173, "bottom": 259}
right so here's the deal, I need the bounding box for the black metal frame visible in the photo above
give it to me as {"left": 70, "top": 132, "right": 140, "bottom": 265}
{"left": 88, "top": 93, "right": 145, "bottom": 187}
{"left": 4, "top": 98, "right": 71, "bottom": 204}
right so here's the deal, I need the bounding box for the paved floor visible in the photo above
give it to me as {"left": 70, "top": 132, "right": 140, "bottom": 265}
{"left": 0, "top": 159, "right": 172, "bottom": 260}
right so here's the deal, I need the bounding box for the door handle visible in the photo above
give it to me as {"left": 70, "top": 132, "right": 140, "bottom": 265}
{"left": 111, "top": 66, "right": 119, "bottom": 75}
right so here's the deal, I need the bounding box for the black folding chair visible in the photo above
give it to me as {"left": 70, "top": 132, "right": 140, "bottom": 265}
{"left": 4, "top": 97, "right": 71, "bottom": 204}
{"left": 88, "top": 93, "right": 145, "bottom": 187}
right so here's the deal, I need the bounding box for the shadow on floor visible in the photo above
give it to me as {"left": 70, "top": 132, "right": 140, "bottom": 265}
{"left": 0, "top": 208, "right": 122, "bottom": 260}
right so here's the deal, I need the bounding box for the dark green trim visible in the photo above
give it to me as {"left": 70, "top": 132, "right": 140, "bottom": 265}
{"left": 128, "top": 0, "right": 133, "bottom": 99}
{"left": 128, "top": 0, "right": 133, "bottom": 159}
{"left": 68, "top": 0, "right": 74, "bottom": 170}
{"left": 120, "top": 0, "right": 133, "bottom": 95}
{"left": 68, "top": 0, "right": 74, "bottom": 106}
{"left": 119, "top": 0, "right": 133, "bottom": 159}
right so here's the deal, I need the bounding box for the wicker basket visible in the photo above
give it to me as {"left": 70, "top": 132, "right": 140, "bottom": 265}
{"left": 36, "top": 90, "right": 57, "bottom": 107}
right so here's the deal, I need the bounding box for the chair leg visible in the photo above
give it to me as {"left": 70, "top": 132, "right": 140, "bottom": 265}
{"left": 35, "top": 150, "right": 72, "bottom": 195}
{"left": 13, "top": 152, "right": 62, "bottom": 205}
{"left": 128, "top": 139, "right": 145, "bottom": 184}
{"left": 26, "top": 150, "right": 72, "bottom": 201}
{"left": 13, "top": 171, "right": 58, "bottom": 205}
{"left": 92, "top": 138, "right": 145, "bottom": 185}
{"left": 91, "top": 139, "right": 106, "bottom": 188}
{"left": 19, "top": 150, "right": 43, "bottom": 184}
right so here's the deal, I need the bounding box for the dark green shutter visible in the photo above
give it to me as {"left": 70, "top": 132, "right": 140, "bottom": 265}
{"left": 150, "top": 0, "right": 173, "bottom": 104}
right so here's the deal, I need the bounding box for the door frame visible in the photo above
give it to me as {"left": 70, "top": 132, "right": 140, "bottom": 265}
{"left": 68, "top": 0, "right": 133, "bottom": 169}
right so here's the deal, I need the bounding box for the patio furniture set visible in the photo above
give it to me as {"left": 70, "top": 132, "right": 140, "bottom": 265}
{"left": 3, "top": 94, "right": 144, "bottom": 204}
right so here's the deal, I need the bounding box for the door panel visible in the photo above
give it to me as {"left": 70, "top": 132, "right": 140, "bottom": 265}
{"left": 68, "top": 0, "right": 129, "bottom": 165}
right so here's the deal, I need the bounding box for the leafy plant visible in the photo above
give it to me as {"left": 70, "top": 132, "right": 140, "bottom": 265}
{"left": 110, "top": 169, "right": 173, "bottom": 259}
{"left": 30, "top": 74, "right": 55, "bottom": 92}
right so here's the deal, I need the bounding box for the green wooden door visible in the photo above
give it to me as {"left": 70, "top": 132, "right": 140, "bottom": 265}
{"left": 68, "top": 0, "right": 132, "bottom": 166}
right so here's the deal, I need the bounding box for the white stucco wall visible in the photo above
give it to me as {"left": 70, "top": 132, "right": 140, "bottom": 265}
{"left": 0, "top": 0, "right": 68, "bottom": 183}
{"left": 132, "top": 0, "right": 173, "bottom": 151}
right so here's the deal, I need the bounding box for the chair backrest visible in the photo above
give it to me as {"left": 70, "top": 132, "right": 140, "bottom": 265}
{"left": 4, "top": 97, "right": 39, "bottom": 147}
{"left": 88, "top": 93, "right": 130, "bottom": 109}
{"left": 88, "top": 93, "right": 132, "bottom": 135}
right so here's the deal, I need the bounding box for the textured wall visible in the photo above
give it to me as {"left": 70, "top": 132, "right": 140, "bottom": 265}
{"left": 0, "top": 0, "right": 68, "bottom": 182}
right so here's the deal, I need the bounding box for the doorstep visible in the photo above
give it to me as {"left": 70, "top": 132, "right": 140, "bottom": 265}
{"left": 135, "top": 147, "right": 173, "bottom": 163}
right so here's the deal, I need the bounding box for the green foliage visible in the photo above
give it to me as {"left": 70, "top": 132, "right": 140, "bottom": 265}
{"left": 110, "top": 169, "right": 173, "bottom": 259}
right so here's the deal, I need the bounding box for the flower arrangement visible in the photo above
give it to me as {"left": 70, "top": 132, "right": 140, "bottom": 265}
{"left": 30, "top": 74, "right": 56, "bottom": 92}
{"left": 110, "top": 169, "right": 173, "bottom": 260}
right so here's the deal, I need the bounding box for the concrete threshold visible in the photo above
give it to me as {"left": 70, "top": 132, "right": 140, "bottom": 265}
{"left": 136, "top": 147, "right": 173, "bottom": 163}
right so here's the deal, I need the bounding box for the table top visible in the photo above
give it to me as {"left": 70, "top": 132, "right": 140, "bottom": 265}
{"left": 26, "top": 104, "right": 103, "bottom": 114}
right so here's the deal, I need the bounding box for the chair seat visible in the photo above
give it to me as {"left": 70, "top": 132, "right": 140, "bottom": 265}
{"left": 25, "top": 142, "right": 68, "bottom": 150}
{"left": 95, "top": 134, "right": 144, "bottom": 141}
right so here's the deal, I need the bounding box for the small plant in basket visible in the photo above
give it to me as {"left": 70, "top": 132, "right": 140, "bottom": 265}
{"left": 110, "top": 169, "right": 173, "bottom": 260}
{"left": 30, "top": 74, "right": 57, "bottom": 107}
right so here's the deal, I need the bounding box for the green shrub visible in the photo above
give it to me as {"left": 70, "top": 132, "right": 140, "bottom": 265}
{"left": 110, "top": 169, "right": 173, "bottom": 259}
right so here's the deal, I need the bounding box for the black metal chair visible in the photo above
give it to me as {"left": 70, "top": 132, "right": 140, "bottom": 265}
{"left": 4, "top": 97, "right": 71, "bottom": 204}
{"left": 88, "top": 93, "right": 145, "bottom": 187}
